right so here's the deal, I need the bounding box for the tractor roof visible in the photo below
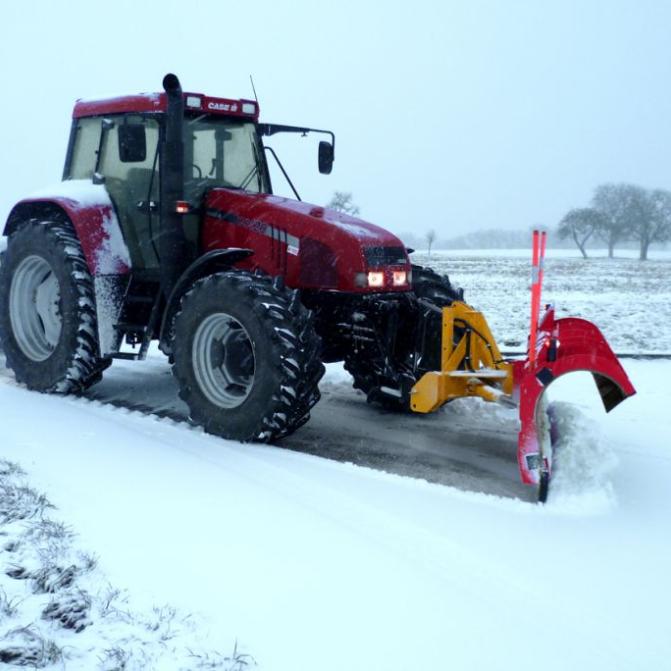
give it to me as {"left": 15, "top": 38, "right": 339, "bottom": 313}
{"left": 73, "top": 92, "right": 260, "bottom": 121}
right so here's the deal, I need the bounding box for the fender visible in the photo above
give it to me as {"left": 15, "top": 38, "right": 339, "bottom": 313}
{"left": 4, "top": 182, "right": 132, "bottom": 358}
{"left": 4, "top": 182, "right": 130, "bottom": 276}
{"left": 159, "top": 248, "right": 254, "bottom": 353}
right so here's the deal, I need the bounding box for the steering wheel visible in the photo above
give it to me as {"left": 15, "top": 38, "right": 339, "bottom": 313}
{"left": 190, "top": 164, "right": 203, "bottom": 179}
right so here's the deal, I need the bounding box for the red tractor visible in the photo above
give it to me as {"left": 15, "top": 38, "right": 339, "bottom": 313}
{"left": 0, "top": 74, "right": 634, "bottom": 498}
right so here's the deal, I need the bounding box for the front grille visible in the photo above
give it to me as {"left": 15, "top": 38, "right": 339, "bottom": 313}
{"left": 363, "top": 246, "right": 407, "bottom": 267}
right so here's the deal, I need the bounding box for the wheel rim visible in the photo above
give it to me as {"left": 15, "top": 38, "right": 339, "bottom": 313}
{"left": 192, "top": 312, "right": 256, "bottom": 409}
{"left": 9, "top": 255, "right": 62, "bottom": 362}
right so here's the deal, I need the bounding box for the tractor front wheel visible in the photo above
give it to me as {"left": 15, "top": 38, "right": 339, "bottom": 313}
{"left": 171, "top": 272, "right": 324, "bottom": 442}
{"left": 411, "top": 265, "right": 463, "bottom": 305}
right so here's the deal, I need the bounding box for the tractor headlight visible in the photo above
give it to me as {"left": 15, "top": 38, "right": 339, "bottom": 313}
{"left": 367, "top": 271, "right": 385, "bottom": 288}
{"left": 354, "top": 270, "right": 411, "bottom": 288}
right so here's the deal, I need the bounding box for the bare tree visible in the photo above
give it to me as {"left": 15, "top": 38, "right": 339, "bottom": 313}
{"left": 635, "top": 189, "right": 671, "bottom": 260}
{"left": 592, "top": 183, "right": 644, "bottom": 258}
{"left": 426, "top": 229, "right": 437, "bottom": 257}
{"left": 557, "top": 208, "right": 604, "bottom": 259}
{"left": 327, "top": 191, "right": 360, "bottom": 216}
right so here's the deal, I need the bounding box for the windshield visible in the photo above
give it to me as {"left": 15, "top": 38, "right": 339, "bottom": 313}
{"left": 183, "top": 115, "right": 268, "bottom": 201}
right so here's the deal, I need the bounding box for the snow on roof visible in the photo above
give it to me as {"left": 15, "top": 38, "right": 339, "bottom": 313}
{"left": 75, "top": 91, "right": 162, "bottom": 104}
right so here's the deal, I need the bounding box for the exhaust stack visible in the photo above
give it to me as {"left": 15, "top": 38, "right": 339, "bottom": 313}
{"left": 159, "top": 73, "right": 188, "bottom": 294}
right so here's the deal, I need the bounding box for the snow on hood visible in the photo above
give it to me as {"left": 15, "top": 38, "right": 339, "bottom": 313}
{"left": 261, "top": 194, "right": 401, "bottom": 244}
{"left": 318, "top": 208, "right": 384, "bottom": 240}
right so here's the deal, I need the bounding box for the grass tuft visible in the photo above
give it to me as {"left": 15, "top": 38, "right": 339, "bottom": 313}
{"left": 0, "top": 625, "right": 63, "bottom": 667}
{"left": 189, "top": 641, "right": 257, "bottom": 670}
{"left": 0, "top": 588, "right": 21, "bottom": 620}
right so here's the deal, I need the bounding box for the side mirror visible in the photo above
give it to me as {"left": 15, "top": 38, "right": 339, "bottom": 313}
{"left": 119, "top": 124, "right": 147, "bottom": 163}
{"left": 318, "top": 141, "right": 334, "bottom": 174}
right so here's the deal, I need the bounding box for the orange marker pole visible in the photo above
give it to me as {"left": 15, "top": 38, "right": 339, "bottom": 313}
{"left": 538, "top": 230, "right": 547, "bottom": 308}
{"left": 528, "top": 230, "right": 541, "bottom": 366}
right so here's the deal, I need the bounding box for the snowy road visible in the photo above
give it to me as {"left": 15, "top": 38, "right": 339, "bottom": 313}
{"left": 1, "top": 356, "right": 669, "bottom": 670}
{"left": 77, "top": 350, "right": 532, "bottom": 501}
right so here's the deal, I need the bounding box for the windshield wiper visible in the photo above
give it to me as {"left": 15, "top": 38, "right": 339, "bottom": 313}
{"left": 236, "top": 137, "right": 263, "bottom": 191}
{"left": 263, "top": 146, "right": 301, "bottom": 201}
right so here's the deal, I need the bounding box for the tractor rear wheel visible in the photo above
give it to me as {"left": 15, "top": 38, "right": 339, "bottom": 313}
{"left": 171, "top": 271, "right": 324, "bottom": 442}
{"left": 0, "top": 219, "right": 109, "bottom": 392}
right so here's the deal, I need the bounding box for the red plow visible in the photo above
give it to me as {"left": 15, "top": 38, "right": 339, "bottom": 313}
{"left": 411, "top": 231, "right": 636, "bottom": 501}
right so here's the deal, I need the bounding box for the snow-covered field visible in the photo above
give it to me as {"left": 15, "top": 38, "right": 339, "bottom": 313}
{"left": 0, "top": 252, "right": 669, "bottom": 670}
{"left": 413, "top": 249, "right": 671, "bottom": 353}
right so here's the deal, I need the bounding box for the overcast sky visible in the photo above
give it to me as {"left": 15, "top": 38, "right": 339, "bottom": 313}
{"left": 1, "top": 0, "right": 669, "bottom": 240}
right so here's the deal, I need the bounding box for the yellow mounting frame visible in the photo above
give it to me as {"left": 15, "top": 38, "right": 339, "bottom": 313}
{"left": 410, "top": 301, "right": 515, "bottom": 413}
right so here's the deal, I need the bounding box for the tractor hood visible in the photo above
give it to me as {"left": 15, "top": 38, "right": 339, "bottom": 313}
{"left": 202, "top": 189, "right": 411, "bottom": 292}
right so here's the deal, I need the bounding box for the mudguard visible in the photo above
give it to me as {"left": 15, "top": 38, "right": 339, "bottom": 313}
{"left": 3, "top": 180, "right": 131, "bottom": 356}
{"left": 513, "top": 306, "right": 636, "bottom": 486}
{"left": 4, "top": 181, "right": 130, "bottom": 276}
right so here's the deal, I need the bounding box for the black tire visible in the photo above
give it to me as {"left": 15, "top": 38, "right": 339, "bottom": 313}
{"left": 0, "top": 219, "right": 109, "bottom": 392}
{"left": 538, "top": 471, "right": 550, "bottom": 503}
{"left": 171, "top": 271, "right": 324, "bottom": 442}
{"left": 0, "top": 248, "right": 5, "bottom": 353}
{"left": 411, "top": 265, "right": 464, "bottom": 305}
{"left": 344, "top": 355, "right": 415, "bottom": 411}
{"left": 345, "top": 265, "right": 464, "bottom": 409}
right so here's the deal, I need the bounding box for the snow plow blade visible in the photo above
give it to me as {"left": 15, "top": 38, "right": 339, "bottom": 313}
{"left": 513, "top": 306, "right": 636, "bottom": 493}
{"left": 410, "top": 302, "right": 636, "bottom": 500}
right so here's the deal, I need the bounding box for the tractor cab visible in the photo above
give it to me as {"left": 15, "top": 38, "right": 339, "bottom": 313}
{"left": 66, "top": 93, "right": 268, "bottom": 271}
{"left": 65, "top": 83, "right": 334, "bottom": 278}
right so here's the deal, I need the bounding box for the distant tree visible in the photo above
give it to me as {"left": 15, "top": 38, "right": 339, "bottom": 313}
{"left": 426, "top": 229, "right": 437, "bottom": 257}
{"left": 557, "top": 208, "right": 604, "bottom": 259}
{"left": 591, "top": 183, "right": 645, "bottom": 258}
{"left": 327, "top": 191, "right": 360, "bottom": 216}
{"left": 632, "top": 189, "right": 671, "bottom": 261}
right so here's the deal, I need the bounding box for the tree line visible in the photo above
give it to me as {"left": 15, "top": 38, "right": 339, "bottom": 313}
{"left": 327, "top": 188, "right": 671, "bottom": 259}
{"left": 559, "top": 183, "right": 671, "bottom": 260}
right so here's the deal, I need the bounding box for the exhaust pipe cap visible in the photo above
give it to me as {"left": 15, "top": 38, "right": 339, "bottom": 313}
{"left": 163, "top": 73, "right": 182, "bottom": 94}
